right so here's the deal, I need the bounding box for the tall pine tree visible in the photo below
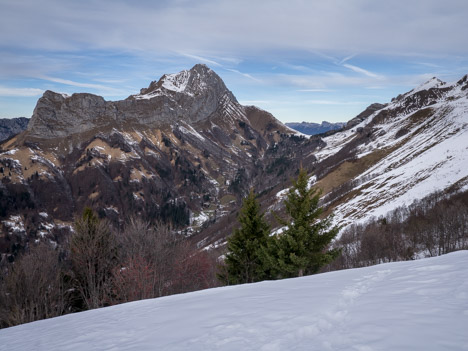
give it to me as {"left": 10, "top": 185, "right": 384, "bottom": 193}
{"left": 271, "top": 168, "right": 340, "bottom": 278}
{"left": 219, "top": 189, "right": 270, "bottom": 285}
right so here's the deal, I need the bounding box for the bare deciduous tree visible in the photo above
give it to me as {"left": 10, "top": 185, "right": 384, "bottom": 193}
{"left": 0, "top": 242, "right": 67, "bottom": 328}
{"left": 70, "top": 208, "right": 117, "bottom": 310}
{"left": 113, "top": 218, "right": 218, "bottom": 303}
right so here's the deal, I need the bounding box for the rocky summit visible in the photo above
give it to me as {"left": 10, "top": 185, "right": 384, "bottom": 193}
{"left": 26, "top": 64, "right": 237, "bottom": 140}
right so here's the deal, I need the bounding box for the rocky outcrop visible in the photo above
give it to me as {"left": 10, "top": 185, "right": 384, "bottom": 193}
{"left": 27, "top": 64, "right": 237, "bottom": 139}
{"left": 0, "top": 117, "right": 29, "bottom": 142}
{"left": 345, "top": 103, "right": 386, "bottom": 129}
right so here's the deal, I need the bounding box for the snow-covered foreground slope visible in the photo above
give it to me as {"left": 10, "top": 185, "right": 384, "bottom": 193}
{"left": 1, "top": 251, "right": 467, "bottom": 350}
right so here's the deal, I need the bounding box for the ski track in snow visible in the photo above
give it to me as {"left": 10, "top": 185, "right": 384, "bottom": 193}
{"left": 1, "top": 251, "right": 467, "bottom": 350}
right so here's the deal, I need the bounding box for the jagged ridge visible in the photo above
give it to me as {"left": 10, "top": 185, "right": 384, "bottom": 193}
{"left": 26, "top": 64, "right": 238, "bottom": 139}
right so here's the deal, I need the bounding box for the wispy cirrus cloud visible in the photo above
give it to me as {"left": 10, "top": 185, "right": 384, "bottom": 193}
{"left": 38, "top": 76, "right": 111, "bottom": 90}
{"left": 342, "top": 63, "right": 383, "bottom": 79}
{"left": 179, "top": 53, "right": 221, "bottom": 67}
{"left": 224, "top": 68, "right": 260, "bottom": 82}
{"left": 0, "top": 86, "right": 44, "bottom": 97}
{"left": 36, "top": 75, "right": 132, "bottom": 97}
{"left": 339, "top": 55, "right": 357, "bottom": 65}
{"left": 2, "top": 0, "right": 467, "bottom": 56}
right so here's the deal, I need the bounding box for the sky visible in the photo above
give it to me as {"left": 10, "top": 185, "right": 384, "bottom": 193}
{"left": 1, "top": 0, "right": 468, "bottom": 123}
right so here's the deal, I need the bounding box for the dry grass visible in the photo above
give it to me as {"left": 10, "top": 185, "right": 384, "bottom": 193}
{"left": 0, "top": 147, "right": 58, "bottom": 182}
{"left": 130, "top": 167, "right": 154, "bottom": 182}
{"left": 321, "top": 181, "right": 375, "bottom": 218}
{"left": 315, "top": 147, "right": 393, "bottom": 195}
{"left": 1, "top": 136, "right": 18, "bottom": 149}
{"left": 220, "top": 194, "right": 236, "bottom": 205}
{"left": 408, "top": 108, "right": 434, "bottom": 127}
{"left": 88, "top": 191, "right": 100, "bottom": 200}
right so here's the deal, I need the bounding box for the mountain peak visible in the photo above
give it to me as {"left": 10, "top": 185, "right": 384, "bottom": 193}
{"left": 26, "top": 64, "right": 238, "bottom": 139}
{"left": 190, "top": 63, "right": 211, "bottom": 73}
{"left": 136, "top": 64, "right": 220, "bottom": 99}
{"left": 410, "top": 77, "right": 445, "bottom": 94}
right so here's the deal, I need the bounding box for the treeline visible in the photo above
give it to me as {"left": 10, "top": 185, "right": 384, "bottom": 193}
{"left": 327, "top": 189, "right": 468, "bottom": 270}
{"left": 0, "top": 209, "right": 219, "bottom": 328}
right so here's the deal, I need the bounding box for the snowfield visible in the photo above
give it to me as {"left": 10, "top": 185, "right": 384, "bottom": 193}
{"left": 1, "top": 251, "right": 467, "bottom": 350}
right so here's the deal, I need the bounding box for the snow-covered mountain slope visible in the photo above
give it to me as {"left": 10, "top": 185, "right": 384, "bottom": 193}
{"left": 1, "top": 251, "right": 467, "bottom": 350}
{"left": 312, "top": 75, "right": 468, "bottom": 227}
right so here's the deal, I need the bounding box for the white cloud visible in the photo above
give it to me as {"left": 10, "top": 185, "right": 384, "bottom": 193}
{"left": 35, "top": 76, "right": 132, "bottom": 97}
{"left": 179, "top": 53, "right": 221, "bottom": 67}
{"left": 0, "top": 86, "right": 44, "bottom": 97}
{"left": 339, "top": 55, "right": 357, "bottom": 65}
{"left": 342, "top": 64, "right": 382, "bottom": 79}
{"left": 38, "top": 76, "right": 111, "bottom": 90}
{"left": 1, "top": 0, "right": 467, "bottom": 56}
{"left": 224, "top": 69, "right": 260, "bottom": 82}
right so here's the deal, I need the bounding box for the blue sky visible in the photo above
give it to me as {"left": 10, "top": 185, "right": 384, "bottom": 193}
{"left": 1, "top": 0, "right": 468, "bottom": 123}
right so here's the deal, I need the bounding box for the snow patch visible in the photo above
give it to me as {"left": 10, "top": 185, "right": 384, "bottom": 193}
{"left": 2, "top": 215, "right": 25, "bottom": 233}
{"left": 179, "top": 125, "right": 206, "bottom": 142}
{"left": 409, "top": 77, "right": 445, "bottom": 95}
{"left": 162, "top": 70, "right": 191, "bottom": 93}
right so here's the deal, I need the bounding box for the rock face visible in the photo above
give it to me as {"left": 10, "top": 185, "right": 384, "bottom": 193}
{"left": 345, "top": 103, "right": 386, "bottom": 129}
{"left": 0, "top": 117, "right": 29, "bottom": 142}
{"left": 286, "top": 121, "right": 345, "bottom": 135}
{"left": 27, "top": 64, "right": 237, "bottom": 139}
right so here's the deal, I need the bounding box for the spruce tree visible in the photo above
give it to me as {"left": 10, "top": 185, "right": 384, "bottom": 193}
{"left": 272, "top": 168, "right": 340, "bottom": 278}
{"left": 219, "top": 189, "right": 270, "bottom": 285}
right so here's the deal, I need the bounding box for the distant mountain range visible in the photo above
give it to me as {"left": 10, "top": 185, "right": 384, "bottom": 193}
{"left": 0, "top": 117, "right": 29, "bottom": 142}
{"left": 285, "top": 121, "right": 345, "bottom": 135}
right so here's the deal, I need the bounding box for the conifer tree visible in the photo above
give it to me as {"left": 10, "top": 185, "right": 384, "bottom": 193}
{"left": 272, "top": 168, "right": 340, "bottom": 278}
{"left": 219, "top": 189, "right": 270, "bottom": 285}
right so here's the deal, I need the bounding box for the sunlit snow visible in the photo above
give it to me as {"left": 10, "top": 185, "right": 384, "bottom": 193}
{"left": 1, "top": 251, "right": 467, "bottom": 350}
{"left": 317, "top": 77, "right": 468, "bottom": 228}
